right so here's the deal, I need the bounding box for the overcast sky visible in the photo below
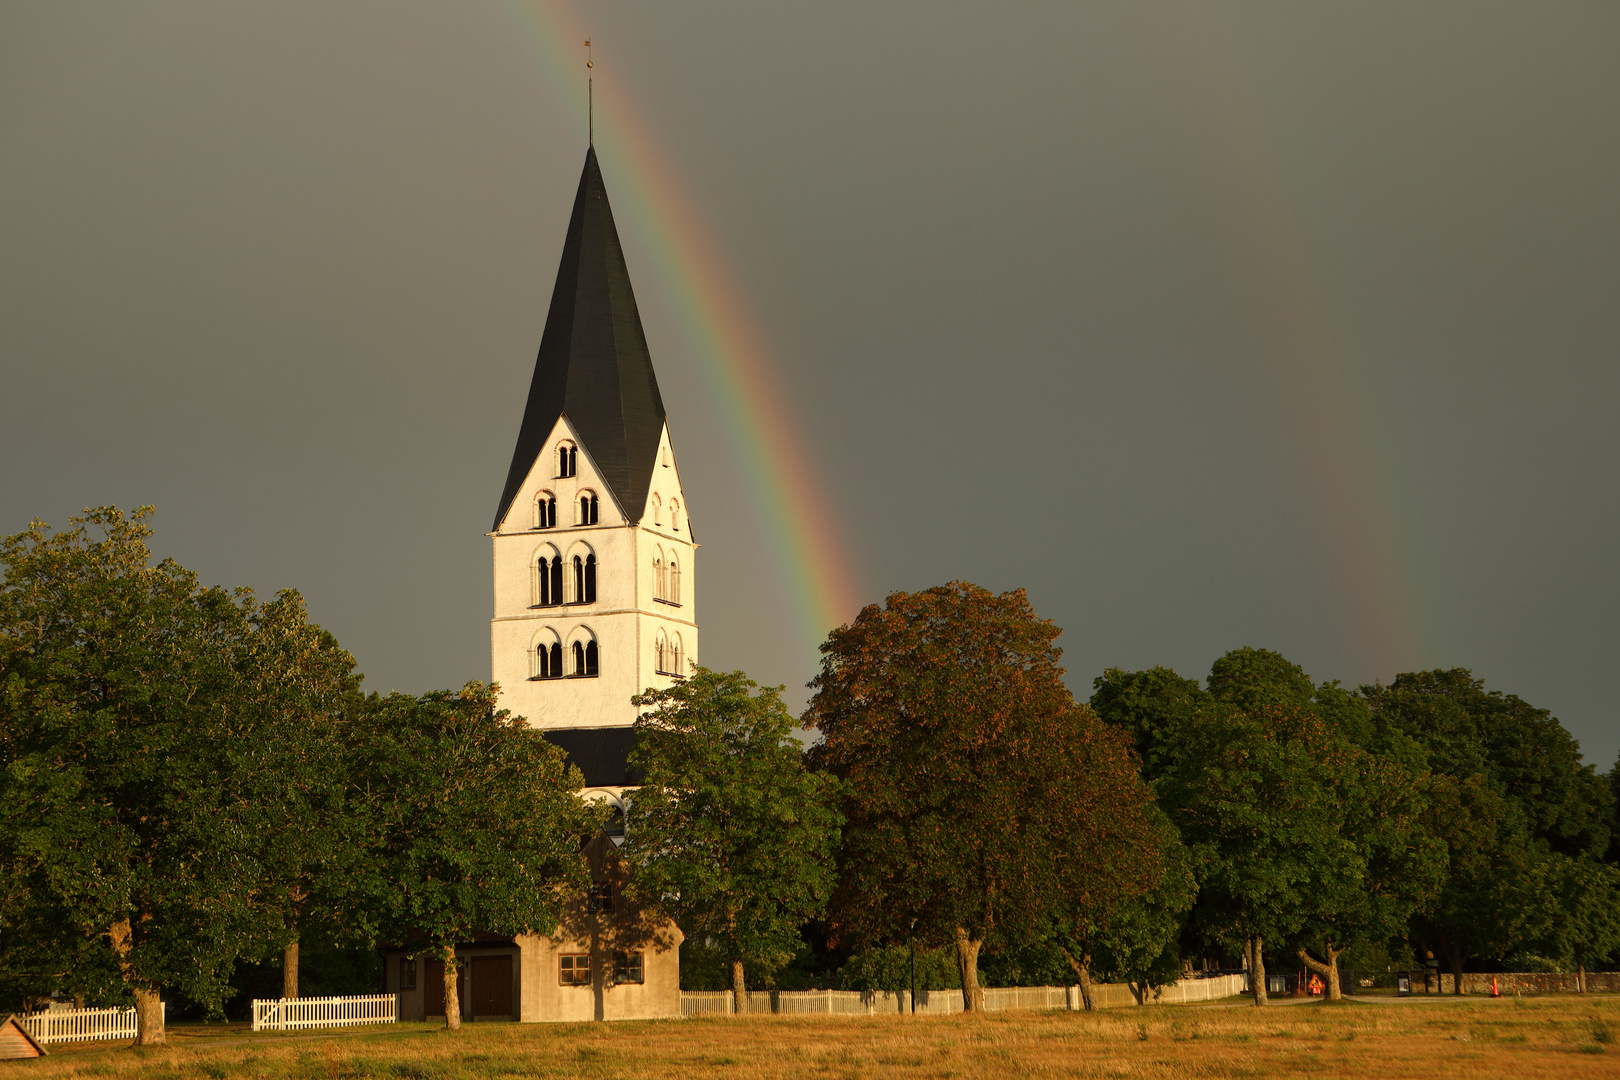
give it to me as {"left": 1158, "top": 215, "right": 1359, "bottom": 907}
{"left": 3, "top": 2, "right": 1616, "bottom": 766}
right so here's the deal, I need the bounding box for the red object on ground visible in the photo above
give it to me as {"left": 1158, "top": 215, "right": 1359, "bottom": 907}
{"left": 1490, "top": 976, "right": 1500, "bottom": 998}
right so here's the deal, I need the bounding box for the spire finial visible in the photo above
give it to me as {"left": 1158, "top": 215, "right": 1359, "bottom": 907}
{"left": 583, "top": 40, "right": 594, "bottom": 145}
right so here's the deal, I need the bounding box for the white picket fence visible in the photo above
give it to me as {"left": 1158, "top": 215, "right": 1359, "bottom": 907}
{"left": 251, "top": 994, "right": 397, "bottom": 1032}
{"left": 18, "top": 1003, "right": 163, "bottom": 1045}
{"left": 681, "top": 974, "right": 1247, "bottom": 1018}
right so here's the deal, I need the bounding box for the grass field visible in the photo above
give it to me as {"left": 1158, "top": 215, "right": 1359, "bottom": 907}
{"left": 9, "top": 996, "right": 1620, "bottom": 1079}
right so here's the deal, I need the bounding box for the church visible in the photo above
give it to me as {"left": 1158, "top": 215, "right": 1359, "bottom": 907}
{"left": 382, "top": 145, "right": 690, "bottom": 1023}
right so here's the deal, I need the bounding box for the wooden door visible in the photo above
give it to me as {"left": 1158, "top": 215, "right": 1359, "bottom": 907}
{"left": 471, "top": 954, "right": 514, "bottom": 1019}
{"left": 424, "top": 959, "right": 444, "bottom": 1017}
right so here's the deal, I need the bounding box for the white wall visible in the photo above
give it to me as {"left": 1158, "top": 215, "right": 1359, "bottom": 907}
{"left": 491, "top": 417, "right": 698, "bottom": 729}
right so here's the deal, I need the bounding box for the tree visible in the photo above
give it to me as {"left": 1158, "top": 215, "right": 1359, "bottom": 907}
{"left": 231, "top": 586, "right": 364, "bottom": 1003}
{"left": 1079, "top": 807, "right": 1197, "bottom": 1007}
{"left": 623, "top": 669, "right": 841, "bottom": 1014}
{"left": 1364, "top": 669, "right": 1616, "bottom": 984}
{"left": 0, "top": 508, "right": 273, "bottom": 1042}
{"left": 805, "top": 582, "right": 1162, "bottom": 1011}
{"left": 358, "top": 684, "right": 595, "bottom": 1028}
{"left": 1159, "top": 702, "right": 1441, "bottom": 1003}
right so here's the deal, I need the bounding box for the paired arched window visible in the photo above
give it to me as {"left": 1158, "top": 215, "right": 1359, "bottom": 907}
{"left": 571, "top": 552, "right": 597, "bottom": 604}
{"left": 578, "top": 491, "right": 599, "bottom": 525}
{"left": 571, "top": 636, "right": 599, "bottom": 677}
{"left": 533, "top": 546, "right": 563, "bottom": 607}
{"left": 534, "top": 491, "right": 557, "bottom": 529}
{"left": 654, "top": 629, "right": 686, "bottom": 677}
{"left": 668, "top": 555, "right": 682, "bottom": 605}
{"left": 557, "top": 443, "right": 577, "bottom": 478}
{"left": 531, "top": 631, "right": 563, "bottom": 680}
{"left": 652, "top": 548, "right": 665, "bottom": 601}
{"left": 670, "top": 499, "right": 681, "bottom": 532}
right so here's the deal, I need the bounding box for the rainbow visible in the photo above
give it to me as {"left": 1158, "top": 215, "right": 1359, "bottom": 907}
{"left": 494, "top": 1, "right": 865, "bottom": 658}
{"left": 1133, "top": 5, "right": 1428, "bottom": 676}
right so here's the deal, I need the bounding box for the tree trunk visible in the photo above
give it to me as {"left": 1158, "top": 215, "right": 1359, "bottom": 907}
{"left": 1577, "top": 948, "right": 1587, "bottom": 995}
{"left": 443, "top": 957, "right": 462, "bottom": 1030}
{"left": 1061, "top": 948, "right": 1096, "bottom": 1011}
{"left": 1129, "top": 980, "right": 1148, "bottom": 1006}
{"left": 134, "top": 987, "right": 165, "bottom": 1047}
{"left": 955, "top": 928, "right": 984, "bottom": 1013}
{"left": 109, "top": 917, "right": 165, "bottom": 1046}
{"left": 1443, "top": 941, "right": 1463, "bottom": 996}
{"left": 731, "top": 959, "right": 746, "bottom": 1015}
{"left": 1248, "top": 935, "right": 1268, "bottom": 1007}
{"left": 1298, "top": 941, "right": 1345, "bottom": 1002}
{"left": 283, "top": 938, "right": 300, "bottom": 1000}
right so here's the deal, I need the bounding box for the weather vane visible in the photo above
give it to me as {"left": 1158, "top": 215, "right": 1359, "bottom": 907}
{"left": 584, "top": 40, "right": 594, "bottom": 145}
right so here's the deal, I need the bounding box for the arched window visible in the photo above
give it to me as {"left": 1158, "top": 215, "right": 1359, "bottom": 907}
{"left": 570, "top": 632, "right": 599, "bottom": 677}
{"left": 570, "top": 554, "right": 597, "bottom": 603}
{"left": 535, "top": 491, "right": 556, "bottom": 529}
{"left": 651, "top": 494, "right": 662, "bottom": 526}
{"left": 533, "top": 546, "right": 561, "bottom": 607}
{"left": 654, "top": 629, "right": 668, "bottom": 674}
{"left": 652, "top": 548, "right": 664, "bottom": 602}
{"left": 672, "top": 633, "right": 684, "bottom": 677}
{"left": 577, "top": 491, "right": 599, "bottom": 526}
{"left": 670, "top": 500, "right": 681, "bottom": 532}
{"left": 669, "top": 556, "right": 682, "bottom": 605}
{"left": 532, "top": 631, "right": 563, "bottom": 680}
{"left": 558, "top": 443, "right": 577, "bottom": 478}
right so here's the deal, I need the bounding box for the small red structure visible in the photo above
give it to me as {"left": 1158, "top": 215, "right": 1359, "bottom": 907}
{"left": 0, "top": 1015, "right": 46, "bottom": 1059}
{"left": 1490, "top": 976, "right": 1501, "bottom": 998}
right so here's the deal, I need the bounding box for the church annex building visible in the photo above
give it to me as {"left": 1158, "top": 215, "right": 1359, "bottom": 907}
{"left": 381, "top": 146, "right": 692, "bottom": 1023}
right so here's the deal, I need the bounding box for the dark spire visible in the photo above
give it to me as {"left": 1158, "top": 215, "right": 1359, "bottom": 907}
{"left": 493, "top": 147, "right": 666, "bottom": 530}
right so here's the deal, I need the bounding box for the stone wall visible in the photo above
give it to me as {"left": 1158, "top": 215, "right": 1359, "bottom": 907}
{"left": 1413, "top": 972, "right": 1620, "bottom": 995}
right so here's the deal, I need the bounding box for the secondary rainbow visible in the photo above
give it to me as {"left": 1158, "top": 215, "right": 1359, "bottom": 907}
{"left": 495, "top": 1, "right": 864, "bottom": 658}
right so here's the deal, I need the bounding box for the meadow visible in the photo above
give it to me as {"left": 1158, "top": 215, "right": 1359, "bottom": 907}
{"left": 9, "top": 996, "right": 1619, "bottom": 1080}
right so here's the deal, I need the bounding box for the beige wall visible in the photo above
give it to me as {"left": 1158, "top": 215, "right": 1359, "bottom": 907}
{"left": 491, "top": 416, "right": 698, "bottom": 731}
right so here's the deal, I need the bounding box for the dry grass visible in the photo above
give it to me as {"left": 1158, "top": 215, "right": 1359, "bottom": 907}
{"left": 10, "top": 996, "right": 1620, "bottom": 1079}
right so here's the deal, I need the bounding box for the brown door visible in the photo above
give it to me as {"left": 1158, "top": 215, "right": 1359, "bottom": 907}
{"left": 471, "top": 955, "right": 514, "bottom": 1018}
{"left": 424, "top": 959, "right": 445, "bottom": 1017}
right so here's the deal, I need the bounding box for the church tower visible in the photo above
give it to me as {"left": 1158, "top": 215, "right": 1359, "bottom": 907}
{"left": 490, "top": 147, "right": 696, "bottom": 765}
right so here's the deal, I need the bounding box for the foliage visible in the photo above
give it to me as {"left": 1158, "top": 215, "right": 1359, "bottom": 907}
{"left": 0, "top": 508, "right": 280, "bottom": 1025}
{"left": 1086, "top": 806, "right": 1198, "bottom": 994}
{"left": 837, "top": 944, "right": 959, "bottom": 994}
{"left": 806, "top": 582, "right": 1162, "bottom": 1007}
{"left": 357, "top": 683, "right": 595, "bottom": 1020}
{"left": 624, "top": 669, "right": 841, "bottom": 996}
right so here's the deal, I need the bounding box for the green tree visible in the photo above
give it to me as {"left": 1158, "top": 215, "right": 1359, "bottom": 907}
{"left": 0, "top": 509, "right": 272, "bottom": 1041}
{"left": 1081, "top": 807, "right": 1197, "bottom": 1007}
{"left": 234, "top": 590, "right": 365, "bottom": 1000}
{"left": 358, "top": 684, "right": 595, "bottom": 1029}
{"left": 806, "top": 583, "right": 1162, "bottom": 1011}
{"left": 624, "top": 669, "right": 841, "bottom": 1013}
{"left": 1159, "top": 702, "right": 1441, "bottom": 1003}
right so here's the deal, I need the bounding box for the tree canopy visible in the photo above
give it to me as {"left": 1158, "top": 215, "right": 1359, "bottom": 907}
{"left": 806, "top": 582, "right": 1163, "bottom": 1010}
{"left": 624, "top": 669, "right": 841, "bottom": 1012}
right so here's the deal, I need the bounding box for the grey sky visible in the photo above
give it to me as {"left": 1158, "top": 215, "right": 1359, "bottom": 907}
{"left": 3, "top": 2, "right": 1616, "bottom": 765}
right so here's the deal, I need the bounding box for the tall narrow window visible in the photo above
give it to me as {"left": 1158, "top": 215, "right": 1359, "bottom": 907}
{"left": 558, "top": 445, "right": 576, "bottom": 478}
{"left": 535, "top": 493, "right": 556, "bottom": 529}
{"left": 548, "top": 641, "right": 562, "bottom": 677}
{"left": 672, "top": 634, "right": 683, "bottom": 676}
{"left": 579, "top": 493, "right": 598, "bottom": 525}
{"left": 537, "top": 556, "right": 557, "bottom": 606}
{"left": 669, "top": 557, "right": 682, "bottom": 605}
{"left": 584, "top": 554, "right": 597, "bottom": 602}
{"left": 586, "top": 639, "right": 599, "bottom": 676}
{"left": 573, "top": 640, "right": 585, "bottom": 675}
{"left": 671, "top": 500, "right": 681, "bottom": 532}
{"left": 652, "top": 554, "right": 664, "bottom": 601}
{"left": 535, "top": 641, "right": 549, "bottom": 678}
{"left": 550, "top": 557, "right": 563, "bottom": 605}
{"left": 652, "top": 494, "right": 662, "bottom": 526}
{"left": 654, "top": 631, "right": 666, "bottom": 674}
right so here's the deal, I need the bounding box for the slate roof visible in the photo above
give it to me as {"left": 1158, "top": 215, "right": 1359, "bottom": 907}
{"left": 541, "top": 726, "right": 640, "bottom": 788}
{"left": 493, "top": 146, "right": 667, "bottom": 531}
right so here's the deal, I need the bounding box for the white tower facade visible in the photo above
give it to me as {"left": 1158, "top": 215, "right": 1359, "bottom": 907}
{"left": 489, "top": 147, "right": 695, "bottom": 744}
{"left": 491, "top": 417, "right": 695, "bottom": 728}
